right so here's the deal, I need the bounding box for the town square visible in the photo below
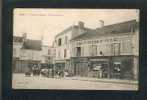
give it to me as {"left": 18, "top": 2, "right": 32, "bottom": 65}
{"left": 12, "top": 9, "right": 139, "bottom": 90}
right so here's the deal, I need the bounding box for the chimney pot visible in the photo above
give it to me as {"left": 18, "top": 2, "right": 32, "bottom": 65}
{"left": 99, "top": 20, "right": 104, "bottom": 28}
{"left": 78, "top": 21, "right": 84, "bottom": 28}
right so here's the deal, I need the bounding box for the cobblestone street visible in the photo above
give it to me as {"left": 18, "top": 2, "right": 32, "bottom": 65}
{"left": 12, "top": 73, "right": 138, "bottom": 90}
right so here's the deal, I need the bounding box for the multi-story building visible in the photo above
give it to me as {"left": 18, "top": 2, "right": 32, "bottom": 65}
{"left": 12, "top": 33, "right": 52, "bottom": 73}
{"left": 13, "top": 35, "right": 24, "bottom": 72}
{"left": 54, "top": 21, "right": 94, "bottom": 71}
{"left": 70, "top": 20, "right": 139, "bottom": 80}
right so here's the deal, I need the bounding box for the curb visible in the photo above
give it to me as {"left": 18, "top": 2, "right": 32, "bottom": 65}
{"left": 66, "top": 78, "right": 138, "bottom": 85}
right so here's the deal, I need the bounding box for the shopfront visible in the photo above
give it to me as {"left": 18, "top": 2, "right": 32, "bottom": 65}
{"left": 71, "top": 56, "right": 136, "bottom": 80}
{"left": 88, "top": 57, "right": 110, "bottom": 78}
{"left": 110, "top": 56, "right": 134, "bottom": 79}
{"left": 71, "top": 57, "right": 110, "bottom": 77}
{"left": 55, "top": 60, "right": 65, "bottom": 71}
{"left": 12, "top": 58, "right": 40, "bottom": 73}
{"left": 71, "top": 57, "right": 89, "bottom": 77}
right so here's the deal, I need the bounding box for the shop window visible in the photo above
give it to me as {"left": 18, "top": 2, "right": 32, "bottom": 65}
{"left": 93, "top": 64, "right": 102, "bottom": 71}
{"left": 58, "top": 38, "right": 62, "bottom": 46}
{"left": 113, "top": 63, "right": 121, "bottom": 73}
{"left": 113, "top": 62, "right": 122, "bottom": 79}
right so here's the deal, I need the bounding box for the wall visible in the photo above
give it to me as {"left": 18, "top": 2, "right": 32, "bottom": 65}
{"left": 71, "top": 33, "right": 134, "bottom": 57}
{"left": 13, "top": 42, "right": 51, "bottom": 63}
{"left": 13, "top": 42, "right": 23, "bottom": 58}
{"left": 19, "top": 49, "right": 42, "bottom": 61}
{"left": 41, "top": 45, "right": 50, "bottom": 63}
{"left": 55, "top": 30, "right": 72, "bottom": 60}
{"left": 132, "top": 29, "right": 139, "bottom": 56}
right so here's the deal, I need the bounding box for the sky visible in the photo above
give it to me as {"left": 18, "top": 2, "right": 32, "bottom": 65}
{"left": 13, "top": 9, "right": 139, "bottom": 46}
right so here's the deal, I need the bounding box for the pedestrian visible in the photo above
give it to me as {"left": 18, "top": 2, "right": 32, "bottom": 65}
{"left": 57, "top": 71, "right": 60, "bottom": 78}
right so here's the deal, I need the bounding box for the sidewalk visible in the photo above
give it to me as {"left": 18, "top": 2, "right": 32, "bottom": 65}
{"left": 65, "top": 77, "right": 138, "bottom": 85}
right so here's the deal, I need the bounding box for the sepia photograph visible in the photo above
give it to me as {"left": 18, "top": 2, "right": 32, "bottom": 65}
{"left": 12, "top": 9, "right": 139, "bottom": 90}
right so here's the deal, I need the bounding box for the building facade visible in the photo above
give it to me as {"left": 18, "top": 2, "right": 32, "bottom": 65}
{"left": 54, "top": 21, "right": 93, "bottom": 72}
{"left": 70, "top": 20, "right": 139, "bottom": 80}
{"left": 54, "top": 20, "right": 139, "bottom": 80}
{"left": 13, "top": 33, "right": 52, "bottom": 73}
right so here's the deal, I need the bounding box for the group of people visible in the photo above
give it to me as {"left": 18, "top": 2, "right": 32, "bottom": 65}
{"left": 25, "top": 63, "right": 70, "bottom": 78}
{"left": 55, "top": 70, "right": 69, "bottom": 78}
{"left": 25, "top": 64, "right": 41, "bottom": 76}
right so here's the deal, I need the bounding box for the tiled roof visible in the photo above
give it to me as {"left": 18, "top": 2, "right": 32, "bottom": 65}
{"left": 22, "top": 39, "right": 42, "bottom": 50}
{"left": 55, "top": 25, "right": 94, "bottom": 38}
{"left": 13, "top": 36, "right": 23, "bottom": 42}
{"left": 71, "top": 20, "right": 139, "bottom": 41}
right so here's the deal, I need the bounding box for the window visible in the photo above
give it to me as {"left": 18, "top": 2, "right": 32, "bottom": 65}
{"left": 58, "top": 51, "right": 61, "bottom": 58}
{"left": 64, "top": 49, "right": 67, "bottom": 58}
{"left": 111, "top": 43, "right": 120, "bottom": 56}
{"left": 65, "top": 36, "right": 68, "bottom": 44}
{"left": 90, "top": 45, "right": 97, "bottom": 56}
{"left": 93, "top": 45, "right": 97, "bottom": 56}
{"left": 48, "top": 49, "right": 51, "bottom": 55}
{"left": 100, "top": 51, "right": 103, "bottom": 56}
{"left": 58, "top": 38, "right": 62, "bottom": 46}
{"left": 76, "top": 47, "right": 81, "bottom": 57}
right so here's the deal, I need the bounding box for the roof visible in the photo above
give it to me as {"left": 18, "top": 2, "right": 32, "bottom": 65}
{"left": 13, "top": 36, "right": 23, "bottom": 42}
{"left": 55, "top": 25, "right": 94, "bottom": 38}
{"left": 55, "top": 26, "right": 73, "bottom": 38}
{"left": 21, "top": 39, "right": 42, "bottom": 50}
{"left": 71, "top": 20, "right": 139, "bottom": 41}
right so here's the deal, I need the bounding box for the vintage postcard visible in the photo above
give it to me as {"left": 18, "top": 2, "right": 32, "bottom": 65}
{"left": 12, "top": 9, "right": 139, "bottom": 90}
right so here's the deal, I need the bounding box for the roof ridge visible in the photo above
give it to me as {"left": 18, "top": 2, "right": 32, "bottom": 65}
{"left": 97, "top": 19, "right": 137, "bottom": 29}
{"left": 71, "top": 19, "right": 138, "bottom": 41}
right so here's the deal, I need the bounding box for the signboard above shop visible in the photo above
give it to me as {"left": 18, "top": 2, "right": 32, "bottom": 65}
{"left": 93, "top": 65, "right": 101, "bottom": 71}
{"left": 89, "top": 58, "right": 109, "bottom": 62}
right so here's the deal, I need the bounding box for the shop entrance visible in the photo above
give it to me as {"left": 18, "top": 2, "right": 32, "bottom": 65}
{"left": 112, "top": 62, "right": 122, "bottom": 79}
{"left": 111, "top": 57, "right": 134, "bottom": 79}
{"left": 74, "top": 62, "right": 88, "bottom": 77}
{"left": 91, "top": 61, "right": 109, "bottom": 78}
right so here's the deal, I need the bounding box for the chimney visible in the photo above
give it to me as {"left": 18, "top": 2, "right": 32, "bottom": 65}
{"left": 99, "top": 20, "right": 104, "bottom": 28}
{"left": 78, "top": 21, "right": 84, "bottom": 29}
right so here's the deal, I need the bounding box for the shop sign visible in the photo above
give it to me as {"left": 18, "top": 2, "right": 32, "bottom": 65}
{"left": 75, "top": 58, "right": 88, "bottom": 62}
{"left": 93, "top": 65, "right": 101, "bottom": 71}
{"left": 90, "top": 58, "right": 109, "bottom": 62}
{"left": 113, "top": 62, "right": 121, "bottom": 64}
{"left": 55, "top": 60, "right": 65, "bottom": 63}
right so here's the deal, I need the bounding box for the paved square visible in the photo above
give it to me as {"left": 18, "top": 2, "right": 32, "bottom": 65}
{"left": 12, "top": 74, "right": 138, "bottom": 90}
